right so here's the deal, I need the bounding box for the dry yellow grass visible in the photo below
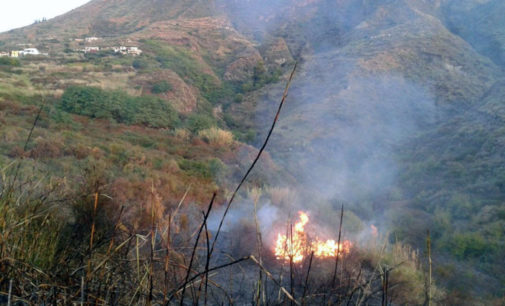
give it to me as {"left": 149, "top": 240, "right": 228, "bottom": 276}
{"left": 174, "top": 128, "right": 191, "bottom": 141}
{"left": 198, "top": 127, "right": 234, "bottom": 146}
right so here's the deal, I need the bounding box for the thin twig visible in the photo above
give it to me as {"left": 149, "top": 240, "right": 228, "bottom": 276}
{"left": 80, "top": 276, "right": 85, "bottom": 306}
{"left": 250, "top": 255, "right": 301, "bottom": 306}
{"left": 179, "top": 193, "right": 216, "bottom": 305}
{"left": 10, "top": 98, "right": 46, "bottom": 194}
{"left": 209, "top": 63, "right": 297, "bottom": 257}
{"left": 426, "top": 230, "right": 432, "bottom": 306}
{"left": 203, "top": 211, "right": 211, "bottom": 306}
{"left": 148, "top": 183, "right": 156, "bottom": 306}
{"left": 7, "top": 279, "right": 13, "bottom": 306}
{"left": 290, "top": 222, "right": 295, "bottom": 305}
{"left": 164, "top": 213, "right": 172, "bottom": 303}
{"left": 167, "top": 256, "right": 251, "bottom": 303}
{"left": 331, "top": 204, "right": 344, "bottom": 289}
{"left": 302, "top": 251, "right": 314, "bottom": 306}
{"left": 253, "top": 191, "right": 265, "bottom": 305}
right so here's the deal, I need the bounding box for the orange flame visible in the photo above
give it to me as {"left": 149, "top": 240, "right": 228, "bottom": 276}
{"left": 274, "top": 211, "right": 352, "bottom": 263}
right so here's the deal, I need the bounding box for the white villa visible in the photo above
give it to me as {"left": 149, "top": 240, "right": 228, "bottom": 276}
{"left": 83, "top": 46, "right": 100, "bottom": 53}
{"left": 112, "top": 46, "right": 142, "bottom": 56}
{"left": 20, "top": 48, "right": 41, "bottom": 56}
{"left": 85, "top": 37, "right": 102, "bottom": 43}
{"left": 127, "top": 46, "right": 142, "bottom": 56}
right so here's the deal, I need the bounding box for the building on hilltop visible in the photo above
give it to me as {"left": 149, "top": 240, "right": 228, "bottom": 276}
{"left": 83, "top": 46, "right": 100, "bottom": 53}
{"left": 0, "top": 52, "right": 9, "bottom": 57}
{"left": 85, "top": 37, "right": 101, "bottom": 43}
{"left": 10, "top": 51, "right": 20, "bottom": 58}
{"left": 112, "top": 46, "right": 127, "bottom": 54}
{"left": 20, "top": 48, "right": 40, "bottom": 56}
{"left": 127, "top": 46, "right": 142, "bottom": 56}
{"left": 112, "top": 46, "right": 142, "bottom": 56}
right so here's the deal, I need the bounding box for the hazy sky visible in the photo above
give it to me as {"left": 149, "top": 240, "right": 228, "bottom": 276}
{"left": 0, "top": 0, "right": 91, "bottom": 33}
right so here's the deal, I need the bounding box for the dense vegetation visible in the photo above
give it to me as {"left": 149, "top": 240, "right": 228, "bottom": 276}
{"left": 0, "top": 162, "right": 438, "bottom": 305}
{"left": 60, "top": 86, "right": 180, "bottom": 128}
{"left": 0, "top": 57, "right": 20, "bottom": 67}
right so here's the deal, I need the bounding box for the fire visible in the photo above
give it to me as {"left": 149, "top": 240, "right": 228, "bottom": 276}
{"left": 274, "top": 212, "right": 352, "bottom": 263}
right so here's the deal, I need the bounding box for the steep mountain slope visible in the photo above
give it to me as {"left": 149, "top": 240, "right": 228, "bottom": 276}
{"left": 1, "top": 0, "right": 216, "bottom": 38}
{"left": 233, "top": 0, "right": 500, "bottom": 191}
{"left": 0, "top": 0, "right": 293, "bottom": 213}
{"left": 443, "top": 0, "right": 505, "bottom": 68}
{"left": 228, "top": 0, "right": 505, "bottom": 298}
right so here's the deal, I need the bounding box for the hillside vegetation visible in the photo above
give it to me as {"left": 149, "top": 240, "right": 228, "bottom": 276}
{"left": 1, "top": 0, "right": 505, "bottom": 304}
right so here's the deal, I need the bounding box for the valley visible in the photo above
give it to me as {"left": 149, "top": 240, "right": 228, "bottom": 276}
{"left": 0, "top": 0, "right": 504, "bottom": 304}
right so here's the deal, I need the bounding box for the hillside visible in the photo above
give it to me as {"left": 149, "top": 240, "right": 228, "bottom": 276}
{"left": 229, "top": 0, "right": 505, "bottom": 300}
{"left": 1, "top": 0, "right": 504, "bottom": 304}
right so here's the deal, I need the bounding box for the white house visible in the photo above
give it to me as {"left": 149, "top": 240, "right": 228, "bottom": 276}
{"left": 127, "top": 46, "right": 142, "bottom": 56}
{"left": 112, "top": 46, "right": 128, "bottom": 54}
{"left": 0, "top": 52, "right": 9, "bottom": 57}
{"left": 83, "top": 46, "right": 100, "bottom": 53}
{"left": 21, "top": 48, "right": 40, "bottom": 56}
{"left": 85, "top": 37, "right": 101, "bottom": 43}
{"left": 112, "top": 46, "right": 142, "bottom": 56}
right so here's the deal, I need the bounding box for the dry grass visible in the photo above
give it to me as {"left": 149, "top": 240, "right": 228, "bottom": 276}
{"left": 198, "top": 127, "right": 234, "bottom": 146}
{"left": 0, "top": 62, "right": 443, "bottom": 304}
{"left": 174, "top": 128, "right": 191, "bottom": 141}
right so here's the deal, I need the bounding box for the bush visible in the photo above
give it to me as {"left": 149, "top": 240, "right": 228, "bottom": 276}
{"left": 143, "top": 40, "right": 221, "bottom": 97}
{"left": 209, "top": 158, "right": 226, "bottom": 178}
{"left": 174, "top": 128, "right": 191, "bottom": 140}
{"left": 60, "top": 86, "right": 180, "bottom": 128}
{"left": 446, "top": 232, "right": 495, "bottom": 259}
{"left": 132, "top": 57, "right": 150, "bottom": 70}
{"left": 198, "top": 127, "right": 234, "bottom": 146}
{"left": 30, "top": 138, "right": 64, "bottom": 159}
{"left": 151, "top": 80, "right": 173, "bottom": 94}
{"left": 144, "top": 40, "right": 201, "bottom": 80}
{"left": 0, "top": 57, "right": 21, "bottom": 67}
{"left": 178, "top": 158, "right": 226, "bottom": 179}
{"left": 178, "top": 159, "right": 212, "bottom": 178}
{"left": 184, "top": 113, "right": 216, "bottom": 133}
{"left": 134, "top": 95, "right": 180, "bottom": 127}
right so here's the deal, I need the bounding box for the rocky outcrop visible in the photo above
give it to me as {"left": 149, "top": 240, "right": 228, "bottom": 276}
{"left": 260, "top": 37, "right": 294, "bottom": 68}
{"left": 223, "top": 49, "right": 263, "bottom": 81}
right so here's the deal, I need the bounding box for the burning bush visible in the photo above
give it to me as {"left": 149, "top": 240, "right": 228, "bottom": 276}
{"left": 274, "top": 211, "right": 352, "bottom": 263}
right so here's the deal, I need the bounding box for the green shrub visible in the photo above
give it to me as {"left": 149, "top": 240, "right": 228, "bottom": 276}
{"left": 134, "top": 95, "right": 180, "bottom": 128}
{"left": 151, "top": 80, "right": 173, "bottom": 94}
{"left": 234, "top": 93, "right": 244, "bottom": 103}
{"left": 60, "top": 86, "right": 180, "bottom": 128}
{"left": 231, "top": 129, "right": 256, "bottom": 143}
{"left": 178, "top": 159, "right": 212, "bottom": 178}
{"left": 132, "top": 57, "right": 151, "bottom": 70}
{"left": 0, "top": 57, "right": 21, "bottom": 67}
{"left": 143, "top": 40, "right": 221, "bottom": 97}
{"left": 446, "top": 232, "right": 495, "bottom": 259}
{"left": 209, "top": 158, "right": 226, "bottom": 178}
{"left": 145, "top": 41, "right": 200, "bottom": 78}
{"left": 178, "top": 158, "right": 226, "bottom": 179}
{"left": 202, "top": 81, "right": 236, "bottom": 104}
{"left": 253, "top": 62, "right": 267, "bottom": 86}
{"left": 184, "top": 113, "right": 216, "bottom": 133}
